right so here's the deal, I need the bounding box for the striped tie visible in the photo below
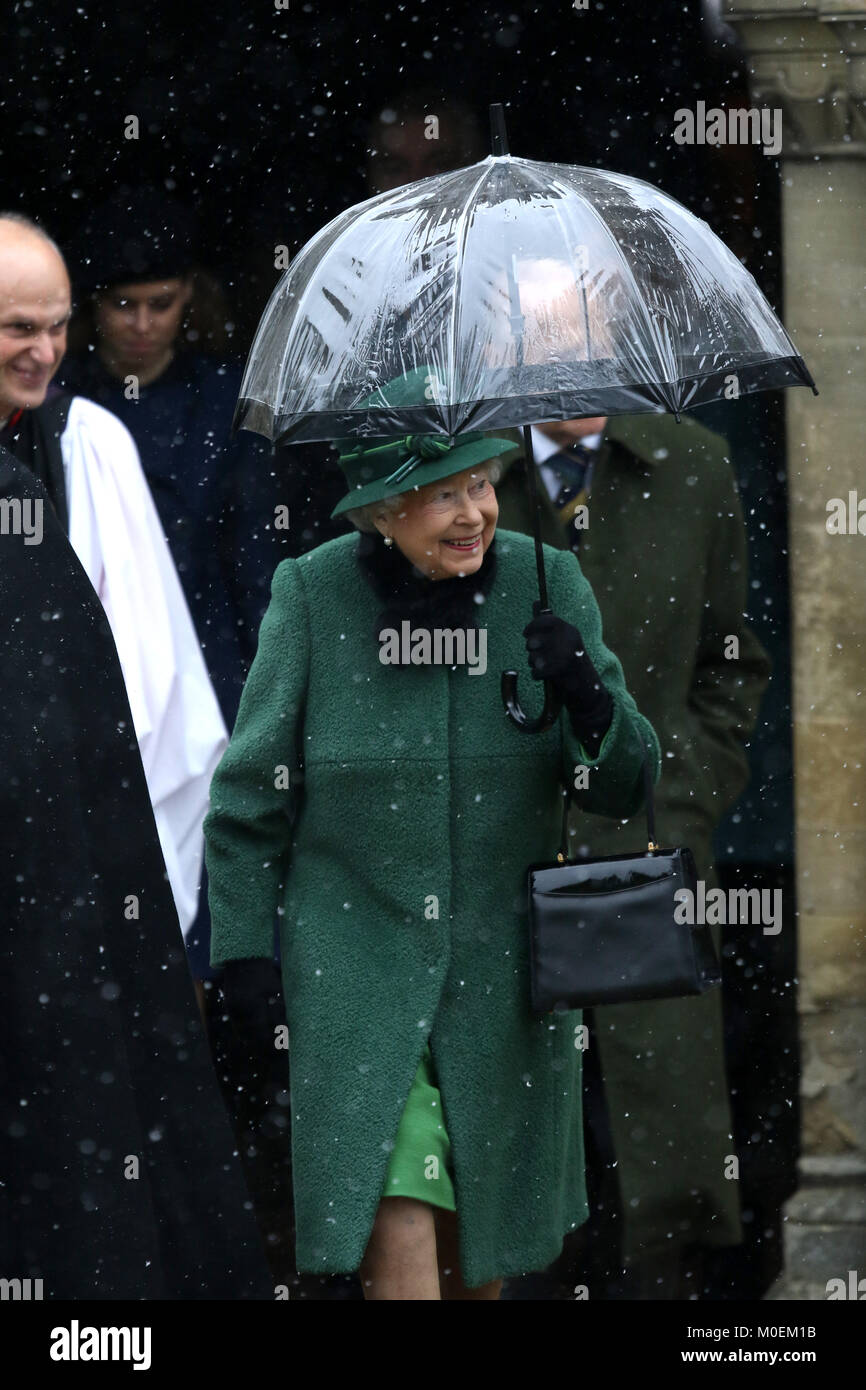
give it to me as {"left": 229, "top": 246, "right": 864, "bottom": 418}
{"left": 547, "top": 445, "right": 594, "bottom": 548}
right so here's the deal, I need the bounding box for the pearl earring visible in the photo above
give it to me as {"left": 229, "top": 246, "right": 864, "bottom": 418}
{"left": 383, "top": 535, "right": 394, "bottom": 547}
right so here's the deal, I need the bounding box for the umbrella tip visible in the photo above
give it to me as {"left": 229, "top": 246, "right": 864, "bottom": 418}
{"left": 489, "top": 103, "right": 510, "bottom": 157}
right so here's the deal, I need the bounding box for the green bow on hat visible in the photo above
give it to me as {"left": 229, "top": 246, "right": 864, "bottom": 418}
{"left": 330, "top": 367, "right": 519, "bottom": 518}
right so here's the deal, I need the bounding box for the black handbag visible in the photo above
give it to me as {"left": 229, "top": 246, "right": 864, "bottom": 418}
{"left": 527, "top": 741, "right": 722, "bottom": 1014}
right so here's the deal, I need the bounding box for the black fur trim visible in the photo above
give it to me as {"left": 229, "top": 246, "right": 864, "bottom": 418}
{"left": 355, "top": 530, "right": 498, "bottom": 640}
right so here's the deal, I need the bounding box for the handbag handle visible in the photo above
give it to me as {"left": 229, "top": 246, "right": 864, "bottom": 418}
{"left": 558, "top": 730, "right": 658, "bottom": 861}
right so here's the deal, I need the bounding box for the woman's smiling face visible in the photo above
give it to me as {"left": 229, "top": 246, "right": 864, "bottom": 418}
{"left": 374, "top": 464, "right": 499, "bottom": 580}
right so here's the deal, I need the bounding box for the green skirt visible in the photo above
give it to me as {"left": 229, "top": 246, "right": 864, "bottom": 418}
{"left": 380, "top": 1044, "right": 456, "bottom": 1211}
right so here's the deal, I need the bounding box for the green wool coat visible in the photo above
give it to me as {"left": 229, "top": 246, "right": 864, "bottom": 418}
{"left": 204, "top": 528, "right": 660, "bottom": 1288}
{"left": 496, "top": 414, "right": 772, "bottom": 1261}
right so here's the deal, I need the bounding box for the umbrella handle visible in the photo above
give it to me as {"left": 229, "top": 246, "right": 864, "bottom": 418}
{"left": 503, "top": 592, "right": 563, "bottom": 731}
{"left": 501, "top": 671, "right": 563, "bottom": 733}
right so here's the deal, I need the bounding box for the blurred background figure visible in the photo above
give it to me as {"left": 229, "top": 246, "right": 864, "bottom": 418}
{"left": 364, "top": 84, "right": 486, "bottom": 193}
{"left": 62, "top": 185, "right": 279, "bottom": 742}
{"left": 0, "top": 211, "right": 226, "bottom": 949}
{"left": 496, "top": 412, "right": 771, "bottom": 1298}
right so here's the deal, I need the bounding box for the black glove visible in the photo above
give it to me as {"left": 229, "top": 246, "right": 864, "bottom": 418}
{"left": 523, "top": 611, "right": 613, "bottom": 754}
{"left": 218, "top": 957, "right": 284, "bottom": 1058}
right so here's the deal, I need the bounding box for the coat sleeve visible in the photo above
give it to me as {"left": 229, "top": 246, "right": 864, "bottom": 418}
{"left": 547, "top": 546, "right": 661, "bottom": 820}
{"left": 686, "top": 462, "right": 772, "bottom": 818}
{"left": 204, "top": 558, "right": 310, "bottom": 965}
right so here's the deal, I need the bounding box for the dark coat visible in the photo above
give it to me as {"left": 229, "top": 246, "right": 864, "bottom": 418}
{"left": 0, "top": 451, "right": 271, "bottom": 1299}
{"left": 204, "top": 529, "right": 661, "bottom": 1287}
{"left": 495, "top": 413, "right": 772, "bottom": 1259}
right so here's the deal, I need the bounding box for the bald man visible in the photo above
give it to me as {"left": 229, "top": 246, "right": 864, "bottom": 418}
{"left": 0, "top": 211, "right": 227, "bottom": 944}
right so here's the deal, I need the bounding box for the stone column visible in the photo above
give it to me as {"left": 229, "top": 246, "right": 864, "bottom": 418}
{"left": 724, "top": 0, "right": 866, "bottom": 1299}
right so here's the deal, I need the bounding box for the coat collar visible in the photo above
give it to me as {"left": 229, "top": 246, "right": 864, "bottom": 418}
{"left": 496, "top": 412, "right": 679, "bottom": 483}
{"left": 602, "top": 414, "right": 677, "bottom": 468}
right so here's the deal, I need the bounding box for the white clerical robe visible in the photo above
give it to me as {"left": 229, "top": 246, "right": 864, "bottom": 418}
{"left": 60, "top": 395, "right": 228, "bottom": 936}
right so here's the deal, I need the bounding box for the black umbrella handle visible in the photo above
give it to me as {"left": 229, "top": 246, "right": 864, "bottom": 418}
{"left": 501, "top": 665, "right": 563, "bottom": 733}
{"left": 503, "top": 596, "right": 563, "bottom": 732}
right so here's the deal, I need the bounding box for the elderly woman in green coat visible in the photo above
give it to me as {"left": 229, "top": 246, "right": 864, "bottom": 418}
{"left": 204, "top": 369, "right": 661, "bottom": 1300}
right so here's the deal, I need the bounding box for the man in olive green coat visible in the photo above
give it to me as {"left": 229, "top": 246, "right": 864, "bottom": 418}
{"left": 495, "top": 412, "right": 772, "bottom": 1296}
{"left": 203, "top": 513, "right": 660, "bottom": 1290}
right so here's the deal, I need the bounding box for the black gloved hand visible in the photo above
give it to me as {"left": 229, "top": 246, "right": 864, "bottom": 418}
{"left": 218, "top": 957, "right": 284, "bottom": 1059}
{"left": 523, "top": 610, "right": 614, "bottom": 753}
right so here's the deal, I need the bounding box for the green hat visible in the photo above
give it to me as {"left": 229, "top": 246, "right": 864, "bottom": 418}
{"left": 330, "top": 367, "right": 518, "bottom": 518}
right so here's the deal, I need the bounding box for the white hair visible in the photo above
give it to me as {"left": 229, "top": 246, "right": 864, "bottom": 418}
{"left": 344, "top": 455, "right": 504, "bottom": 533}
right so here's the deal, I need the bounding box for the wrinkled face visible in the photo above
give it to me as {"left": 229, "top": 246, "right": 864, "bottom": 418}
{"left": 375, "top": 464, "right": 499, "bottom": 580}
{"left": 0, "top": 250, "right": 70, "bottom": 417}
{"left": 93, "top": 276, "right": 191, "bottom": 367}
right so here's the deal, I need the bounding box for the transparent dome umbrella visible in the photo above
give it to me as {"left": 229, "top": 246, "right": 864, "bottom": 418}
{"left": 236, "top": 104, "right": 816, "bottom": 732}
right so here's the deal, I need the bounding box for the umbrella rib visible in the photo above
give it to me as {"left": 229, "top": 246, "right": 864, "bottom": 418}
{"left": 549, "top": 172, "right": 678, "bottom": 397}
{"left": 522, "top": 159, "right": 601, "bottom": 373}
{"left": 273, "top": 187, "right": 414, "bottom": 423}
{"left": 239, "top": 265, "right": 287, "bottom": 409}
{"left": 446, "top": 159, "right": 500, "bottom": 434}
{"left": 270, "top": 201, "right": 371, "bottom": 418}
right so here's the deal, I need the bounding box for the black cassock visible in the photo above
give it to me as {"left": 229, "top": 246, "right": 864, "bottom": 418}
{"left": 0, "top": 449, "right": 270, "bottom": 1299}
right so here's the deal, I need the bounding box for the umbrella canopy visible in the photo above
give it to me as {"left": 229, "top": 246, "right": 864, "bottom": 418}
{"left": 236, "top": 153, "right": 814, "bottom": 445}
{"left": 237, "top": 112, "right": 815, "bottom": 733}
